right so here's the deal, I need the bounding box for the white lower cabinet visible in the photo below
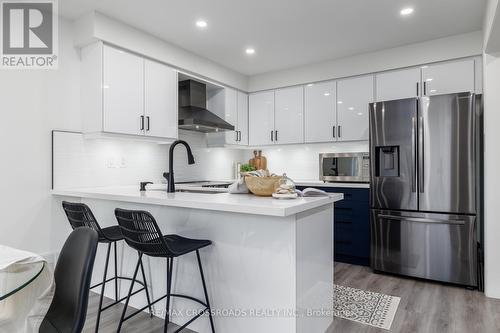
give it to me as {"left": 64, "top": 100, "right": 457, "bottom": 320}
{"left": 82, "top": 42, "right": 177, "bottom": 141}
{"left": 304, "top": 81, "right": 337, "bottom": 143}
{"left": 336, "top": 75, "right": 373, "bottom": 142}
{"left": 274, "top": 86, "right": 304, "bottom": 144}
{"left": 249, "top": 91, "right": 275, "bottom": 146}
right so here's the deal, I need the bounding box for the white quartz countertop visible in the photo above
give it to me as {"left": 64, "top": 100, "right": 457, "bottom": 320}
{"left": 294, "top": 180, "right": 370, "bottom": 189}
{"left": 52, "top": 186, "right": 343, "bottom": 217}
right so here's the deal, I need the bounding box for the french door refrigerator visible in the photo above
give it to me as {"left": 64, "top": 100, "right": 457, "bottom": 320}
{"left": 369, "top": 92, "right": 481, "bottom": 287}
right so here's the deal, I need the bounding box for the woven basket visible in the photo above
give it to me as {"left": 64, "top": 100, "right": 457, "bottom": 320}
{"left": 244, "top": 176, "right": 282, "bottom": 196}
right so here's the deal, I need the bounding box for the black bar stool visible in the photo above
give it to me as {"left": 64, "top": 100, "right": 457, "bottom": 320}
{"left": 114, "top": 208, "right": 215, "bottom": 333}
{"left": 62, "top": 202, "right": 152, "bottom": 332}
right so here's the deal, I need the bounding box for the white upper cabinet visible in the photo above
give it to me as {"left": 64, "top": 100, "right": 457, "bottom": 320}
{"left": 422, "top": 59, "right": 475, "bottom": 96}
{"left": 81, "top": 42, "right": 178, "bottom": 141}
{"left": 237, "top": 91, "right": 249, "bottom": 145}
{"left": 304, "top": 81, "right": 336, "bottom": 143}
{"left": 144, "top": 59, "right": 178, "bottom": 139}
{"left": 274, "top": 86, "right": 304, "bottom": 145}
{"left": 222, "top": 88, "right": 248, "bottom": 146}
{"left": 103, "top": 45, "right": 144, "bottom": 135}
{"left": 224, "top": 88, "right": 239, "bottom": 145}
{"left": 376, "top": 67, "right": 421, "bottom": 101}
{"left": 249, "top": 91, "right": 275, "bottom": 146}
{"left": 337, "top": 75, "right": 373, "bottom": 142}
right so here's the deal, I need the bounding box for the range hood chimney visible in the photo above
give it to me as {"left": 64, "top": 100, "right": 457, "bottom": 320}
{"left": 178, "top": 80, "right": 235, "bottom": 133}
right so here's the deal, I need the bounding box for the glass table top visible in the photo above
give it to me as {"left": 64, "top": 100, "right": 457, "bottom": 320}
{"left": 0, "top": 261, "right": 45, "bottom": 301}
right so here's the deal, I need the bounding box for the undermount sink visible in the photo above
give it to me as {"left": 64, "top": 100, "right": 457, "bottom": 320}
{"left": 175, "top": 189, "right": 223, "bottom": 194}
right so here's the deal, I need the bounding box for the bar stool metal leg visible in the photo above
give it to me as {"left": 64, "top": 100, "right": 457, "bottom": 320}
{"left": 117, "top": 253, "right": 142, "bottom": 333}
{"left": 139, "top": 256, "right": 153, "bottom": 317}
{"left": 164, "top": 257, "right": 174, "bottom": 333}
{"left": 95, "top": 242, "right": 111, "bottom": 333}
{"left": 114, "top": 241, "right": 118, "bottom": 301}
{"left": 197, "top": 250, "right": 215, "bottom": 333}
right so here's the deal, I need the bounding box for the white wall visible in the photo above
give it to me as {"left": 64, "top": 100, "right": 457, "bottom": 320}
{"left": 248, "top": 31, "right": 483, "bottom": 92}
{"left": 482, "top": 53, "right": 500, "bottom": 299}
{"left": 483, "top": 0, "right": 500, "bottom": 299}
{"left": 74, "top": 12, "right": 248, "bottom": 91}
{"left": 0, "top": 18, "right": 81, "bottom": 255}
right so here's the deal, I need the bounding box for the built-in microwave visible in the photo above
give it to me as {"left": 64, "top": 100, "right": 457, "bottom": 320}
{"left": 319, "top": 152, "right": 370, "bottom": 183}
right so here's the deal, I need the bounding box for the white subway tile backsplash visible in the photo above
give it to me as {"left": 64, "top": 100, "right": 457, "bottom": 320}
{"left": 53, "top": 130, "right": 367, "bottom": 188}
{"left": 53, "top": 130, "right": 245, "bottom": 189}
{"left": 241, "top": 141, "right": 369, "bottom": 181}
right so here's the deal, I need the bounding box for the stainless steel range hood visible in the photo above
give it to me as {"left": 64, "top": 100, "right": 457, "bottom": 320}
{"left": 178, "top": 80, "right": 234, "bottom": 133}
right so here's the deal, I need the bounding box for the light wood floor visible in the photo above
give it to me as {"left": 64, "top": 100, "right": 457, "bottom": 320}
{"left": 84, "top": 262, "right": 500, "bottom": 333}
{"left": 329, "top": 262, "right": 500, "bottom": 333}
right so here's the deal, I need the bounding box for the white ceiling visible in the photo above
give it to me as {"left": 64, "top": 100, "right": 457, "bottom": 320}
{"left": 60, "top": 0, "right": 486, "bottom": 76}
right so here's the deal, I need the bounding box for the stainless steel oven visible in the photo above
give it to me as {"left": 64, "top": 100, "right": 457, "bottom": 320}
{"left": 319, "top": 152, "right": 370, "bottom": 182}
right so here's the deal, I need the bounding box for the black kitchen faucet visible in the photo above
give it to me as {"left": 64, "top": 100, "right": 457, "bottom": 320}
{"left": 164, "top": 140, "right": 195, "bottom": 193}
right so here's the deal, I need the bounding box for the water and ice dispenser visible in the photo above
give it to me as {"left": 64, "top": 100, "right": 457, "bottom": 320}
{"left": 375, "top": 146, "right": 400, "bottom": 177}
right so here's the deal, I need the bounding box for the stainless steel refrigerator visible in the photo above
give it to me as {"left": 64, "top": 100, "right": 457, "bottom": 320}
{"left": 369, "top": 92, "right": 482, "bottom": 287}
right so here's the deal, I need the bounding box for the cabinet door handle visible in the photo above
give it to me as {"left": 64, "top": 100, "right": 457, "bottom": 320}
{"left": 236, "top": 131, "right": 239, "bottom": 142}
{"left": 239, "top": 131, "right": 241, "bottom": 142}
{"left": 333, "top": 126, "right": 336, "bottom": 138}
{"left": 140, "top": 115, "right": 144, "bottom": 131}
{"left": 271, "top": 130, "right": 274, "bottom": 142}
{"left": 338, "top": 125, "right": 342, "bottom": 138}
{"left": 146, "top": 116, "right": 150, "bottom": 131}
{"left": 275, "top": 130, "right": 278, "bottom": 142}
{"left": 416, "top": 82, "right": 419, "bottom": 96}
{"left": 423, "top": 81, "right": 427, "bottom": 95}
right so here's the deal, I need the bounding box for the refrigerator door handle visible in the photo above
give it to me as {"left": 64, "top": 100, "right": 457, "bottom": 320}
{"left": 411, "top": 116, "right": 417, "bottom": 192}
{"left": 377, "top": 214, "right": 465, "bottom": 225}
{"left": 418, "top": 114, "right": 424, "bottom": 193}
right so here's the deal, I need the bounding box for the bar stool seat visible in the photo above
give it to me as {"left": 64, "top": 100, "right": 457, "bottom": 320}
{"left": 156, "top": 235, "right": 211, "bottom": 257}
{"left": 100, "top": 226, "right": 124, "bottom": 242}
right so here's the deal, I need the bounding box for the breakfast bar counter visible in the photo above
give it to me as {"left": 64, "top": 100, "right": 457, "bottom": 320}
{"left": 52, "top": 186, "right": 343, "bottom": 333}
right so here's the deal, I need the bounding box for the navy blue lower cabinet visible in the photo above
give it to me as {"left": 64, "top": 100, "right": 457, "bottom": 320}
{"left": 297, "top": 186, "right": 370, "bottom": 266}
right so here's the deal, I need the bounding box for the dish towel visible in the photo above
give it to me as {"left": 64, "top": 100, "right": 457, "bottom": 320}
{"left": 0, "top": 245, "right": 55, "bottom": 333}
{"left": 228, "top": 177, "right": 249, "bottom": 194}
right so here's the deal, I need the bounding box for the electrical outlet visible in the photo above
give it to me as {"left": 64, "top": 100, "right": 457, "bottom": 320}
{"left": 119, "top": 157, "right": 127, "bottom": 168}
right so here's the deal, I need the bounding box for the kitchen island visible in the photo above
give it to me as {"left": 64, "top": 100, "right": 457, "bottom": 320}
{"left": 52, "top": 186, "right": 343, "bottom": 333}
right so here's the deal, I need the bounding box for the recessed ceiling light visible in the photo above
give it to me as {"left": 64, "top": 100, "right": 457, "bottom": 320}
{"left": 307, "top": 83, "right": 314, "bottom": 87}
{"left": 324, "top": 92, "right": 330, "bottom": 96}
{"left": 400, "top": 7, "right": 414, "bottom": 16}
{"left": 337, "top": 101, "right": 343, "bottom": 104}
{"left": 245, "top": 48, "right": 255, "bottom": 55}
{"left": 195, "top": 20, "right": 207, "bottom": 28}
